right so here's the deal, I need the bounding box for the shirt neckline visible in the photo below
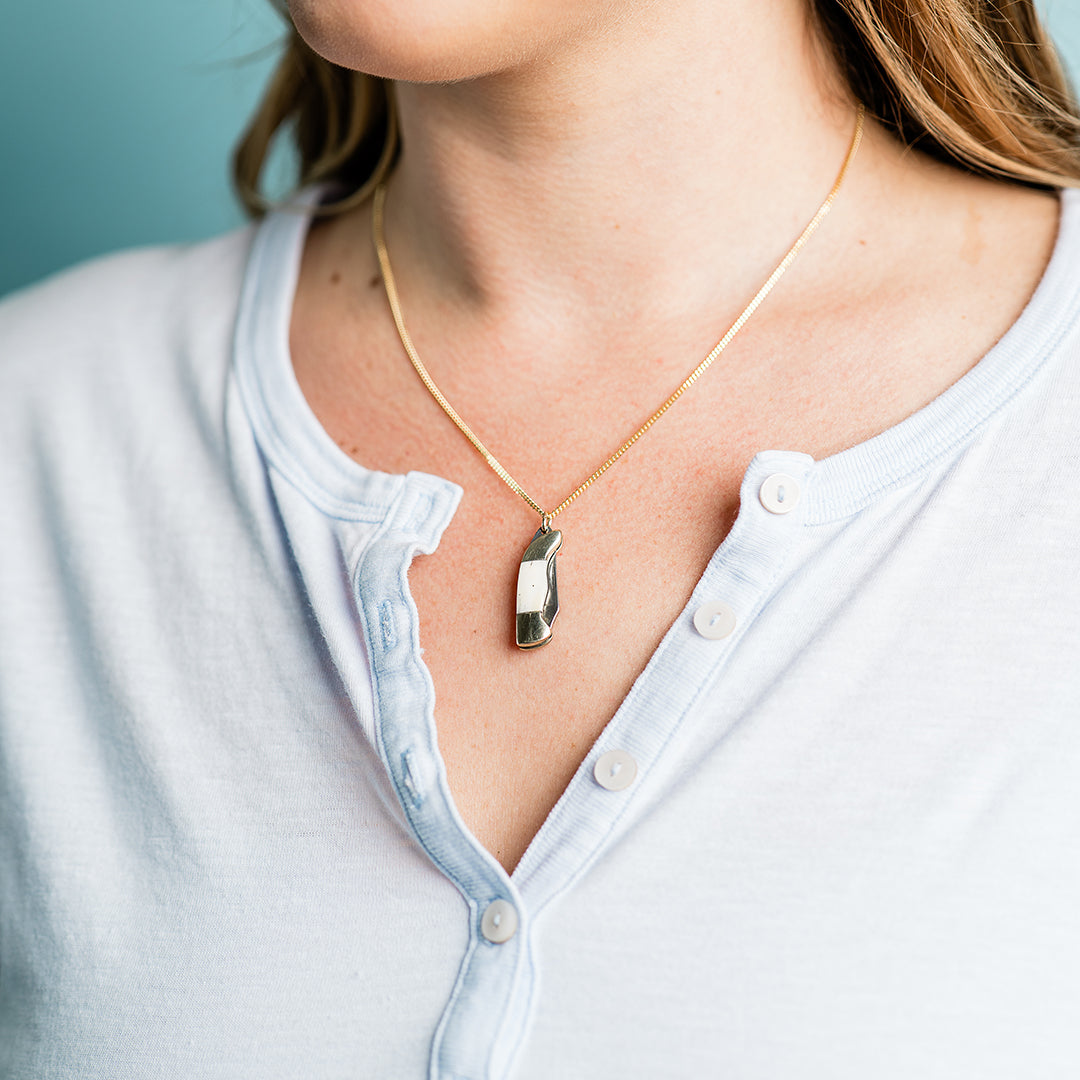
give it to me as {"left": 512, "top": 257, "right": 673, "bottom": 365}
{"left": 805, "top": 189, "right": 1080, "bottom": 521}
{"left": 235, "top": 187, "right": 1080, "bottom": 528}
{"left": 235, "top": 189, "right": 462, "bottom": 528}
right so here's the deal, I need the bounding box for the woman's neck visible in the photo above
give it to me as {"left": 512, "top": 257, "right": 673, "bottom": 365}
{"left": 382, "top": 0, "right": 861, "bottom": 351}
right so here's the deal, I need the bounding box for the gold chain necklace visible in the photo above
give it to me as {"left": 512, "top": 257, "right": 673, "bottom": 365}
{"left": 373, "top": 105, "right": 865, "bottom": 650}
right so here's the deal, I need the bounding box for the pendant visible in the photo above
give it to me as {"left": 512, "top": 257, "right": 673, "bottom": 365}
{"left": 516, "top": 526, "right": 562, "bottom": 649}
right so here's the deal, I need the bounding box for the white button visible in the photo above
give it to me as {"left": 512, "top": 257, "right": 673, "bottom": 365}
{"left": 693, "top": 600, "right": 736, "bottom": 640}
{"left": 480, "top": 899, "right": 518, "bottom": 944}
{"left": 594, "top": 749, "right": 638, "bottom": 791}
{"left": 759, "top": 473, "right": 800, "bottom": 514}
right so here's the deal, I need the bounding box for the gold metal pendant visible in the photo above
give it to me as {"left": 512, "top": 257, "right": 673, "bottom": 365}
{"left": 515, "top": 527, "right": 562, "bottom": 649}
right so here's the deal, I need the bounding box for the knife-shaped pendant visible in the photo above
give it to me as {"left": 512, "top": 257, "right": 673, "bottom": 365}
{"left": 515, "top": 526, "right": 562, "bottom": 649}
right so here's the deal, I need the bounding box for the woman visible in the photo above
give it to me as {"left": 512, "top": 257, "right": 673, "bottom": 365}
{"left": 2, "top": 0, "right": 1080, "bottom": 1076}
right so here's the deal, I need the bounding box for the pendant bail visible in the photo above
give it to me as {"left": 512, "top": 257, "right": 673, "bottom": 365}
{"left": 541, "top": 513, "right": 553, "bottom": 534}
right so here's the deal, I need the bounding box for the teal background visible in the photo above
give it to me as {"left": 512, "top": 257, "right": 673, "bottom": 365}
{"left": 2, "top": 1, "right": 1080, "bottom": 298}
{"left": 0, "top": 0, "right": 288, "bottom": 297}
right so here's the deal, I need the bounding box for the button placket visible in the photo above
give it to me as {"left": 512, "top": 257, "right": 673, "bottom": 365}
{"left": 364, "top": 457, "right": 811, "bottom": 1080}
{"left": 513, "top": 453, "right": 815, "bottom": 914}
{"left": 352, "top": 477, "right": 536, "bottom": 1080}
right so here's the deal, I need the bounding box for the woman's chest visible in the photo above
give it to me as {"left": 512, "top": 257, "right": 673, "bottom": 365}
{"left": 401, "top": 465, "right": 743, "bottom": 873}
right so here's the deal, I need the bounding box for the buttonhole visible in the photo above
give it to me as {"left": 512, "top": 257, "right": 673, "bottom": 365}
{"left": 379, "top": 599, "right": 397, "bottom": 650}
{"left": 400, "top": 748, "right": 424, "bottom": 807}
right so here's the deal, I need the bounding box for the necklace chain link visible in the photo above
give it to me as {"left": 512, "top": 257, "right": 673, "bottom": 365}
{"left": 373, "top": 105, "right": 864, "bottom": 525}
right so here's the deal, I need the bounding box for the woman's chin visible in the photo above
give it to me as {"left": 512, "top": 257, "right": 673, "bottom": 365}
{"left": 287, "top": 0, "right": 596, "bottom": 82}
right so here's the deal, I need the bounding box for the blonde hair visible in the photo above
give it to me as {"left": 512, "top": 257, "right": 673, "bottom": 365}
{"left": 233, "top": 0, "right": 1080, "bottom": 215}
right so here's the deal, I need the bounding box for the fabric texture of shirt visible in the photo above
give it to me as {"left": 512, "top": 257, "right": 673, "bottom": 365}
{"left": 2, "top": 190, "right": 1080, "bottom": 1079}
